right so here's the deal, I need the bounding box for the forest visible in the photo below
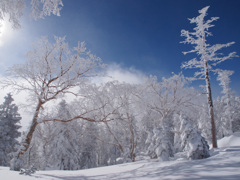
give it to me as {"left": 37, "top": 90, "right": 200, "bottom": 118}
{"left": 0, "top": 0, "right": 239, "bottom": 173}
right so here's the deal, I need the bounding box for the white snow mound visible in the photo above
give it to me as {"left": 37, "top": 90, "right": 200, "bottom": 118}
{"left": 218, "top": 131, "right": 240, "bottom": 148}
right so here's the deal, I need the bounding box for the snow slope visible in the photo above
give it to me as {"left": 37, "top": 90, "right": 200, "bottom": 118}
{"left": 1, "top": 132, "right": 240, "bottom": 180}
{"left": 218, "top": 131, "right": 240, "bottom": 148}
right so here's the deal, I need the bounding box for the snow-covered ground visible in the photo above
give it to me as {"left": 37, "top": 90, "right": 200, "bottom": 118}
{"left": 1, "top": 132, "right": 240, "bottom": 180}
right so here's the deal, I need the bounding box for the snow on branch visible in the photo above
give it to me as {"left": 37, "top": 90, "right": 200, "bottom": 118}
{"left": 0, "top": 0, "right": 25, "bottom": 29}
{"left": 31, "top": 0, "right": 63, "bottom": 20}
{"left": 0, "top": 0, "right": 63, "bottom": 29}
{"left": 180, "top": 6, "right": 238, "bottom": 80}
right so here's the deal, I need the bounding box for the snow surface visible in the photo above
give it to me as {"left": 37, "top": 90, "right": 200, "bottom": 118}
{"left": 1, "top": 132, "right": 240, "bottom": 180}
{"left": 218, "top": 132, "right": 240, "bottom": 148}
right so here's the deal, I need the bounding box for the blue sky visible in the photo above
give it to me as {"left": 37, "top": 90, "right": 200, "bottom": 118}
{"left": 0, "top": 0, "right": 239, "bottom": 97}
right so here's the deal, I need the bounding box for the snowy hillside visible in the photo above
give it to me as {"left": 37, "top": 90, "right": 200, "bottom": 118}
{"left": 1, "top": 132, "right": 240, "bottom": 180}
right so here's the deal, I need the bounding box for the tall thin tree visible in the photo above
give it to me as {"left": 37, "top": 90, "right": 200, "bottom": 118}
{"left": 180, "top": 6, "right": 237, "bottom": 148}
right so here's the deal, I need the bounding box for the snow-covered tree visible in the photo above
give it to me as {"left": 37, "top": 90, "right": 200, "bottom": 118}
{"left": 181, "top": 6, "right": 237, "bottom": 148}
{"left": 34, "top": 96, "right": 119, "bottom": 170}
{"left": 0, "top": 0, "right": 25, "bottom": 29}
{"left": 214, "top": 98, "right": 232, "bottom": 138}
{"left": 231, "top": 96, "right": 240, "bottom": 133}
{"left": 214, "top": 91, "right": 240, "bottom": 138}
{"left": 30, "top": 0, "right": 63, "bottom": 20}
{"left": 22, "top": 99, "right": 96, "bottom": 170}
{"left": 0, "top": 93, "right": 21, "bottom": 166}
{"left": 1, "top": 36, "right": 104, "bottom": 170}
{"left": 103, "top": 82, "right": 139, "bottom": 162}
{"left": 216, "top": 70, "right": 234, "bottom": 105}
{"left": 79, "top": 81, "right": 140, "bottom": 163}
{"left": 138, "top": 74, "right": 198, "bottom": 160}
{"left": 197, "top": 104, "right": 212, "bottom": 142}
{"left": 146, "top": 125, "right": 174, "bottom": 161}
{"left": 42, "top": 100, "right": 82, "bottom": 170}
{"left": 214, "top": 70, "right": 240, "bottom": 136}
{"left": 78, "top": 121, "right": 99, "bottom": 169}
{"left": 179, "top": 114, "right": 210, "bottom": 160}
{"left": 0, "top": 0, "right": 63, "bottom": 29}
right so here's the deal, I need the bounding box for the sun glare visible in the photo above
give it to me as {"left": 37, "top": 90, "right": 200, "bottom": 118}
{"left": 0, "top": 19, "right": 14, "bottom": 47}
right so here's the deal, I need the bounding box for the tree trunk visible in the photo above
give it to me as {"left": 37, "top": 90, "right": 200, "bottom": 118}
{"left": 202, "top": 34, "right": 218, "bottom": 148}
{"left": 128, "top": 118, "right": 136, "bottom": 162}
{"left": 204, "top": 62, "right": 218, "bottom": 148}
{"left": 11, "top": 100, "right": 43, "bottom": 170}
{"left": 18, "top": 100, "right": 42, "bottom": 157}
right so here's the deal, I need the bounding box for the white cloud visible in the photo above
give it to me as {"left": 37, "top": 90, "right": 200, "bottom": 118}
{"left": 94, "top": 63, "right": 146, "bottom": 84}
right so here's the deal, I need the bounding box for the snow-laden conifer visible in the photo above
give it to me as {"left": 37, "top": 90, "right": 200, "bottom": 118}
{"left": 179, "top": 114, "right": 210, "bottom": 160}
{"left": 0, "top": 93, "right": 21, "bottom": 166}
{"left": 147, "top": 126, "right": 174, "bottom": 161}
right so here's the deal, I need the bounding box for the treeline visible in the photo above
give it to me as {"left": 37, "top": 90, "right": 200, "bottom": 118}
{"left": 1, "top": 73, "right": 239, "bottom": 170}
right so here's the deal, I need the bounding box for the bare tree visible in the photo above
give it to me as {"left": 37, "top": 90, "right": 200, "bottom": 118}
{"left": 1, "top": 36, "right": 104, "bottom": 170}
{"left": 181, "top": 6, "right": 237, "bottom": 148}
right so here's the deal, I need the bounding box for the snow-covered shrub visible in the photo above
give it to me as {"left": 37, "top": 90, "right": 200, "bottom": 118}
{"left": 147, "top": 127, "right": 174, "bottom": 161}
{"left": 10, "top": 156, "right": 24, "bottom": 171}
{"left": 180, "top": 114, "right": 210, "bottom": 160}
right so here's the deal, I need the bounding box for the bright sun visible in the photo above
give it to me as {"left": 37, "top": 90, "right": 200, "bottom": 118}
{"left": 0, "top": 19, "right": 14, "bottom": 47}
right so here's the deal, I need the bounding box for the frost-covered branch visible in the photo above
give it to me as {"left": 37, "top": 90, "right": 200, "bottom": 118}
{"left": 31, "top": 0, "right": 63, "bottom": 20}
{"left": 1, "top": 36, "right": 105, "bottom": 170}
{"left": 180, "top": 6, "right": 238, "bottom": 148}
{"left": 0, "top": 0, "right": 63, "bottom": 29}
